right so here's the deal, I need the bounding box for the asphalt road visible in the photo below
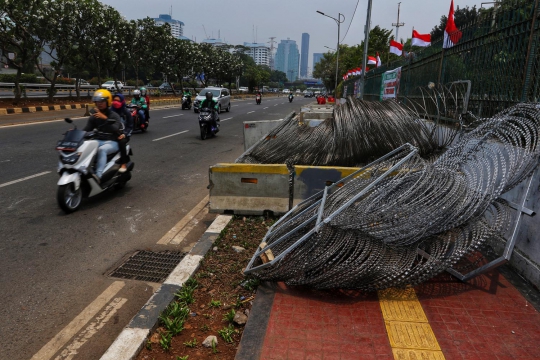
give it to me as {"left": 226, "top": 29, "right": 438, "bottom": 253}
{"left": 0, "top": 96, "right": 312, "bottom": 360}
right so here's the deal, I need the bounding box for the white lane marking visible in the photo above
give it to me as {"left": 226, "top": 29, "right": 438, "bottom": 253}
{"left": 31, "top": 281, "right": 125, "bottom": 360}
{"left": 162, "top": 114, "right": 183, "bottom": 118}
{"left": 281, "top": 103, "right": 285, "bottom": 104}
{"left": 171, "top": 207, "right": 209, "bottom": 246}
{"left": 0, "top": 117, "right": 86, "bottom": 128}
{"left": 0, "top": 171, "right": 51, "bottom": 188}
{"left": 54, "top": 297, "right": 128, "bottom": 360}
{"left": 232, "top": 105, "right": 239, "bottom": 107}
{"left": 247, "top": 111, "right": 255, "bottom": 114}
{"left": 152, "top": 130, "right": 189, "bottom": 142}
{"left": 274, "top": 104, "right": 278, "bottom": 106}
{"left": 157, "top": 194, "right": 209, "bottom": 245}
{"left": 220, "top": 117, "right": 233, "bottom": 122}
{"left": 263, "top": 107, "right": 268, "bottom": 109}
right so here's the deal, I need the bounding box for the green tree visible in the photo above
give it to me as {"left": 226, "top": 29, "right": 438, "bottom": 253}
{"left": 0, "top": 0, "right": 49, "bottom": 104}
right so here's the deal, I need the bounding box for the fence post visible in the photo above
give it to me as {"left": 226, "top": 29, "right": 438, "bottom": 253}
{"left": 521, "top": 0, "right": 540, "bottom": 102}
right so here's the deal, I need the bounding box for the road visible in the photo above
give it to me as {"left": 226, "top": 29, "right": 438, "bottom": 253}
{"left": 0, "top": 96, "right": 311, "bottom": 360}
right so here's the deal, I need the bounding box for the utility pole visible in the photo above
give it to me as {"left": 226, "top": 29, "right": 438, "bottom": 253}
{"left": 360, "top": 0, "right": 373, "bottom": 99}
{"left": 268, "top": 37, "right": 277, "bottom": 70}
{"left": 392, "top": 2, "right": 405, "bottom": 41}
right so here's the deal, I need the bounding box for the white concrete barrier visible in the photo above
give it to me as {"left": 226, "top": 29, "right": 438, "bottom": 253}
{"left": 243, "top": 119, "right": 284, "bottom": 151}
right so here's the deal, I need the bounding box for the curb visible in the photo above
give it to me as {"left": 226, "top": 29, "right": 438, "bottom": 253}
{"left": 100, "top": 214, "right": 233, "bottom": 360}
{"left": 0, "top": 99, "right": 181, "bottom": 117}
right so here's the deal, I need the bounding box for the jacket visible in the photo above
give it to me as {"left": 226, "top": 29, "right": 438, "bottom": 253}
{"left": 83, "top": 108, "right": 122, "bottom": 141}
{"left": 130, "top": 96, "right": 147, "bottom": 109}
{"left": 110, "top": 94, "right": 133, "bottom": 136}
{"left": 199, "top": 99, "right": 218, "bottom": 111}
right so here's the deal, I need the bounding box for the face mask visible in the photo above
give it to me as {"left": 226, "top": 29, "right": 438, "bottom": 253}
{"left": 112, "top": 100, "right": 122, "bottom": 109}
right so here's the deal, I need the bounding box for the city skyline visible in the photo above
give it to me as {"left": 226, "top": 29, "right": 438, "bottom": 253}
{"left": 103, "top": 0, "right": 489, "bottom": 72}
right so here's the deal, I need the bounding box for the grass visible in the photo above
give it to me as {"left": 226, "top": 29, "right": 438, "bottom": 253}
{"left": 223, "top": 309, "right": 236, "bottom": 323}
{"left": 159, "top": 332, "right": 172, "bottom": 351}
{"left": 183, "top": 338, "right": 198, "bottom": 348}
{"left": 200, "top": 324, "right": 210, "bottom": 332}
{"left": 218, "top": 324, "right": 236, "bottom": 343}
{"left": 209, "top": 299, "right": 222, "bottom": 308}
{"left": 176, "top": 356, "right": 189, "bottom": 360}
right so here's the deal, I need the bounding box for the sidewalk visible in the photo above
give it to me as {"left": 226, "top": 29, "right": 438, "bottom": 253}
{"left": 237, "top": 266, "right": 540, "bottom": 360}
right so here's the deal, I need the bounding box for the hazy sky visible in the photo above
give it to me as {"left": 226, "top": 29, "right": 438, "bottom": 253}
{"left": 102, "top": 0, "right": 490, "bottom": 73}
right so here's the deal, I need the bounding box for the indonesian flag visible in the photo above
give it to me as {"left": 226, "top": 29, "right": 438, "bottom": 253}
{"left": 389, "top": 40, "right": 403, "bottom": 56}
{"left": 443, "top": 0, "right": 462, "bottom": 48}
{"left": 367, "top": 56, "right": 377, "bottom": 65}
{"left": 376, "top": 52, "right": 381, "bottom": 67}
{"left": 412, "top": 30, "right": 431, "bottom": 47}
{"left": 356, "top": 67, "right": 361, "bottom": 75}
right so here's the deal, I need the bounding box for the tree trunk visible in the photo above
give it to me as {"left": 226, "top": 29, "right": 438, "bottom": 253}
{"left": 13, "top": 68, "right": 22, "bottom": 105}
{"left": 170, "top": 75, "right": 177, "bottom": 97}
{"left": 178, "top": 72, "right": 184, "bottom": 95}
{"left": 49, "top": 72, "right": 59, "bottom": 102}
{"left": 75, "top": 73, "right": 81, "bottom": 100}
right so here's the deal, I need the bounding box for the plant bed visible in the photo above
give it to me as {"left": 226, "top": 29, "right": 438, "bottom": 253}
{"left": 0, "top": 96, "right": 181, "bottom": 110}
{"left": 137, "top": 215, "right": 274, "bottom": 360}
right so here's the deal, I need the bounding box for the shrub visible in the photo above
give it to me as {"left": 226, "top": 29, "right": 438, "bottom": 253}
{"left": 0, "top": 73, "right": 38, "bottom": 83}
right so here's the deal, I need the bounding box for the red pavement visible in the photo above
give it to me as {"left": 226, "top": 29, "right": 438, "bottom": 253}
{"left": 257, "top": 270, "right": 540, "bottom": 360}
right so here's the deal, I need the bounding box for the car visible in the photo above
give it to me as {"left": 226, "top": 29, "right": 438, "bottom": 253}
{"left": 282, "top": 89, "right": 290, "bottom": 94}
{"left": 238, "top": 87, "right": 249, "bottom": 93}
{"left": 101, "top": 80, "right": 124, "bottom": 91}
{"left": 77, "top": 79, "right": 90, "bottom": 86}
{"left": 159, "top": 82, "right": 174, "bottom": 92}
{"left": 304, "top": 92, "right": 314, "bottom": 98}
{"left": 193, "top": 87, "right": 231, "bottom": 113}
{"left": 296, "top": 89, "right": 302, "bottom": 94}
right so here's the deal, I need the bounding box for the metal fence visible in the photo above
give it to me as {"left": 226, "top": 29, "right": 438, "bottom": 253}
{"left": 344, "top": 0, "right": 539, "bottom": 118}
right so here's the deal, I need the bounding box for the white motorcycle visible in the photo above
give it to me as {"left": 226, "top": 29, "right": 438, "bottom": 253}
{"left": 56, "top": 118, "right": 134, "bottom": 213}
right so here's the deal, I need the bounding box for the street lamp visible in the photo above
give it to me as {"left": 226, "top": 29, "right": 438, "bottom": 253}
{"left": 316, "top": 10, "right": 345, "bottom": 94}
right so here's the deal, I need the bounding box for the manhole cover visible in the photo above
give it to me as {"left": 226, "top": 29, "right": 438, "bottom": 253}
{"left": 108, "top": 250, "right": 185, "bottom": 283}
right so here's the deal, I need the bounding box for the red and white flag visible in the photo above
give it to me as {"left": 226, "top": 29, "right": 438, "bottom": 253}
{"left": 412, "top": 30, "right": 431, "bottom": 47}
{"left": 368, "top": 56, "right": 377, "bottom": 65}
{"left": 376, "top": 52, "right": 381, "bottom": 67}
{"left": 443, "top": 0, "right": 462, "bottom": 48}
{"left": 356, "top": 67, "right": 362, "bottom": 75}
{"left": 389, "top": 40, "right": 403, "bottom": 56}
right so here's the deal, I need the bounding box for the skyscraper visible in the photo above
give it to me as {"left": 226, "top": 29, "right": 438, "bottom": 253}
{"left": 243, "top": 42, "right": 271, "bottom": 66}
{"left": 313, "top": 53, "right": 324, "bottom": 68}
{"left": 153, "top": 14, "right": 186, "bottom": 40}
{"left": 275, "top": 39, "right": 300, "bottom": 81}
{"left": 300, "top": 33, "right": 310, "bottom": 78}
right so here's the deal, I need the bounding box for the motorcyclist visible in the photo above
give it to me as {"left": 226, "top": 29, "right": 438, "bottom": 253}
{"left": 199, "top": 91, "right": 219, "bottom": 131}
{"left": 84, "top": 89, "right": 122, "bottom": 182}
{"left": 111, "top": 93, "right": 133, "bottom": 173}
{"left": 288, "top": 92, "right": 294, "bottom": 101}
{"left": 131, "top": 90, "right": 147, "bottom": 125}
{"left": 183, "top": 89, "right": 192, "bottom": 106}
{"left": 256, "top": 91, "right": 262, "bottom": 104}
{"left": 140, "top": 87, "right": 150, "bottom": 120}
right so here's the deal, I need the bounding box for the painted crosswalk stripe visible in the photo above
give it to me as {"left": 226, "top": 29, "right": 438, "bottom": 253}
{"left": 152, "top": 130, "right": 189, "bottom": 142}
{"left": 0, "top": 171, "right": 51, "bottom": 188}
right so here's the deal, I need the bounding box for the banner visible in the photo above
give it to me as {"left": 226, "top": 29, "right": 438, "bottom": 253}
{"left": 380, "top": 67, "right": 402, "bottom": 101}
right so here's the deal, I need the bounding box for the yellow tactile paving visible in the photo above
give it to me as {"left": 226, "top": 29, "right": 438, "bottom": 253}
{"left": 392, "top": 348, "right": 447, "bottom": 360}
{"left": 378, "top": 288, "right": 446, "bottom": 360}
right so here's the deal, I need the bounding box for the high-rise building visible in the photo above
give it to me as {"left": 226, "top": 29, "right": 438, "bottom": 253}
{"left": 275, "top": 39, "right": 300, "bottom": 81}
{"left": 243, "top": 42, "right": 270, "bottom": 66}
{"left": 313, "top": 53, "right": 324, "bottom": 68}
{"left": 201, "top": 38, "right": 228, "bottom": 47}
{"left": 152, "top": 14, "right": 187, "bottom": 40}
{"left": 300, "top": 33, "right": 310, "bottom": 78}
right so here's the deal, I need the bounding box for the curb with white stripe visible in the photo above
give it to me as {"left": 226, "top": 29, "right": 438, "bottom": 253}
{"left": 100, "top": 214, "right": 233, "bottom": 360}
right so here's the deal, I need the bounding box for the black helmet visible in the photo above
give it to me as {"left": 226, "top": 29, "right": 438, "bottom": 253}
{"left": 205, "top": 91, "right": 213, "bottom": 101}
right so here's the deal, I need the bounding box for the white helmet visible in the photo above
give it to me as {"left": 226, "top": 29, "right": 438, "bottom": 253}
{"left": 133, "top": 90, "right": 141, "bottom": 97}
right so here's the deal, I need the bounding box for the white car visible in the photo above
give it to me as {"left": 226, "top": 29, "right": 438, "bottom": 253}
{"left": 296, "top": 89, "right": 301, "bottom": 94}
{"left": 238, "top": 87, "right": 248, "bottom": 92}
{"left": 101, "top": 81, "right": 124, "bottom": 91}
{"left": 282, "top": 89, "right": 290, "bottom": 94}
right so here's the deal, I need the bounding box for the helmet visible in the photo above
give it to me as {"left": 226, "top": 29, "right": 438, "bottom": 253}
{"left": 93, "top": 89, "right": 112, "bottom": 107}
{"left": 133, "top": 89, "right": 141, "bottom": 97}
{"left": 140, "top": 87, "right": 147, "bottom": 96}
{"left": 205, "top": 91, "right": 213, "bottom": 101}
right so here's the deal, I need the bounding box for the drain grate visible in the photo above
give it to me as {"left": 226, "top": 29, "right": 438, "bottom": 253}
{"left": 108, "top": 250, "right": 185, "bottom": 283}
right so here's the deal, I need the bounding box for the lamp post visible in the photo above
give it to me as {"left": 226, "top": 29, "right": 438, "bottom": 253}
{"left": 360, "top": 0, "right": 373, "bottom": 99}
{"left": 317, "top": 10, "right": 345, "bottom": 94}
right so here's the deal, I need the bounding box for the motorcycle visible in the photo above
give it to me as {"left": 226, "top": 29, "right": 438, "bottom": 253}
{"left": 56, "top": 118, "right": 134, "bottom": 213}
{"left": 255, "top": 94, "right": 261, "bottom": 105}
{"left": 288, "top": 94, "right": 294, "bottom": 103}
{"left": 127, "top": 103, "right": 148, "bottom": 132}
{"left": 182, "top": 95, "right": 192, "bottom": 110}
{"left": 198, "top": 107, "right": 220, "bottom": 140}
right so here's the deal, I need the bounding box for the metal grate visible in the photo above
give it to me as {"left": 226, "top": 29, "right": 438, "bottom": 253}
{"left": 108, "top": 250, "right": 185, "bottom": 283}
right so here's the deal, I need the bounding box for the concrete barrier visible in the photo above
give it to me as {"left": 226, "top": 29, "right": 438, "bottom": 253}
{"left": 243, "top": 119, "right": 283, "bottom": 151}
{"left": 209, "top": 163, "right": 290, "bottom": 215}
{"left": 292, "top": 165, "right": 371, "bottom": 206}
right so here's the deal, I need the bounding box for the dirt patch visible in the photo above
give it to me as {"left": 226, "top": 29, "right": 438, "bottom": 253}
{"left": 137, "top": 215, "right": 273, "bottom": 360}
